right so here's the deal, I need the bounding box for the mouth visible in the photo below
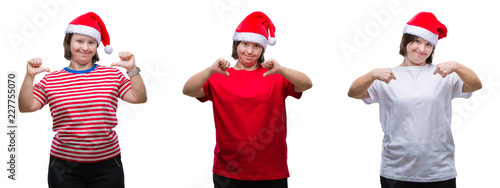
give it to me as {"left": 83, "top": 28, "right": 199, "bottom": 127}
{"left": 79, "top": 52, "right": 91, "bottom": 56}
{"left": 414, "top": 51, "right": 426, "bottom": 56}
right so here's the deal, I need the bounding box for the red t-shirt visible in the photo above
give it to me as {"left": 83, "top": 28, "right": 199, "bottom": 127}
{"left": 197, "top": 66, "right": 302, "bottom": 180}
{"left": 33, "top": 64, "right": 131, "bottom": 162}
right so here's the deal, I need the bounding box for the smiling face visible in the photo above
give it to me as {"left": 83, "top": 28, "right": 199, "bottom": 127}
{"left": 235, "top": 41, "right": 263, "bottom": 68}
{"left": 399, "top": 34, "right": 435, "bottom": 66}
{"left": 404, "top": 37, "right": 434, "bottom": 66}
{"left": 69, "top": 33, "right": 98, "bottom": 66}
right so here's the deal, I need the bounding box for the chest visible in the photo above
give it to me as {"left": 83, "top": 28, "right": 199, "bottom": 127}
{"left": 378, "top": 72, "right": 453, "bottom": 106}
{"left": 44, "top": 74, "right": 121, "bottom": 101}
{"left": 210, "top": 72, "right": 285, "bottom": 104}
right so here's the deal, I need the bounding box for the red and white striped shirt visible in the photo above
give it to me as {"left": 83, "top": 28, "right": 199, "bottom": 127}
{"left": 33, "top": 64, "right": 131, "bottom": 162}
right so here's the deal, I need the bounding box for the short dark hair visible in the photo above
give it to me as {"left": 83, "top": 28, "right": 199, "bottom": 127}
{"left": 63, "top": 33, "right": 99, "bottom": 64}
{"left": 399, "top": 34, "right": 435, "bottom": 64}
{"left": 231, "top": 41, "right": 266, "bottom": 64}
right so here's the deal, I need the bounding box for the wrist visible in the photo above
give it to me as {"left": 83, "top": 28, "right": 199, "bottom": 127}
{"left": 127, "top": 66, "right": 141, "bottom": 77}
{"left": 206, "top": 66, "right": 216, "bottom": 75}
{"left": 276, "top": 66, "right": 286, "bottom": 76}
{"left": 126, "top": 66, "right": 137, "bottom": 73}
{"left": 25, "top": 73, "right": 36, "bottom": 80}
{"left": 370, "top": 69, "right": 378, "bottom": 80}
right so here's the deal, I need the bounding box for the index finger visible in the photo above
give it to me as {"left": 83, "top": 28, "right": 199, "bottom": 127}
{"left": 391, "top": 72, "right": 396, "bottom": 80}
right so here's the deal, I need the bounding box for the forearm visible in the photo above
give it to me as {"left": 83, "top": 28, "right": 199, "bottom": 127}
{"left": 455, "top": 63, "right": 482, "bottom": 92}
{"left": 183, "top": 67, "right": 214, "bottom": 97}
{"left": 128, "top": 73, "right": 147, "bottom": 103}
{"left": 279, "top": 67, "right": 312, "bottom": 92}
{"left": 348, "top": 70, "right": 376, "bottom": 99}
{"left": 19, "top": 74, "right": 37, "bottom": 112}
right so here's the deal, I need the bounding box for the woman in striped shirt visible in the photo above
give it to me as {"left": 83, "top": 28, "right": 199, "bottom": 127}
{"left": 19, "top": 12, "right": 147, "bottom": 188}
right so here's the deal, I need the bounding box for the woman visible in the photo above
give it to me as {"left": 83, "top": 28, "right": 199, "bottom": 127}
{"left": 19, "top": 12, "right": 147, "bottom": 188}
{"left": 348, "top": 12, "right": 481, "bottom": 188}
{"left": 183, "top": 11, "right": 312, "bottom": 188}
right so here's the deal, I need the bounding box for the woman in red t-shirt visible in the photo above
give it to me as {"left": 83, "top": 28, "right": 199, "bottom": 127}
{"left": 183, "top": 11, "right": 312, "bottom": 188}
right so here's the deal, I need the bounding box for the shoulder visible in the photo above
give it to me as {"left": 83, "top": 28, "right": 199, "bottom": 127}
{"left": 95, "top": 65, "right": 121, "bottom": 72}
{"left": 43, "top": 69, "right": 70, "bottom": 80}
{"left": 92, "top": 65, "right": 125, "bottom": 76}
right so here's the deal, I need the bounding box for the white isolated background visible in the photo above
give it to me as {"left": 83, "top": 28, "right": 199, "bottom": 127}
{"left": 1, "top": 0, "right": 499, "bottom": 187}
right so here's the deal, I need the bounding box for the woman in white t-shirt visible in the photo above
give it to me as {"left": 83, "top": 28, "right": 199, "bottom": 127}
{"left": 347, "top": 12, "right": 482, "bottom": 188}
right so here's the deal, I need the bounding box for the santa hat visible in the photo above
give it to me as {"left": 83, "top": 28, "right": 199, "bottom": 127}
{"left": 232, "top": 11, "right": 276, "bottom": 49}
{"left": 402, "top": 12, "right": 447, "bottom": 46}
{"left": 65, "top": 12, "right": 113, "bottom": 54}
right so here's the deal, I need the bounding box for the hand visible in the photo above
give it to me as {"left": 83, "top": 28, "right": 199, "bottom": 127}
{"left": 210, "top": 58, "right": 231, "bottom": 76}
{"left": 262, "top": 58, "right": 283, "bottom": 77}
{"left": 111, "top": 52, "right": 136, "bottom": 72}
{"left": 372, "top": 68, "right": 396, "bottom": 84}
{"left": 434, "top": 61, "right": 458, "bottom": 78}
{"left": 26, "top": 58, "right": 50, "bottom": 77}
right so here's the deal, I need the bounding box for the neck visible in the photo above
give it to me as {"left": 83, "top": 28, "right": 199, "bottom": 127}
{"left": 68, "top": 60, "right": 94, "bottom": 70}
{"left": 234, "top": 60, "right": 259, "bottom": 71}
{"left": 400, "top": 57, "right": 426, "bottom": 67}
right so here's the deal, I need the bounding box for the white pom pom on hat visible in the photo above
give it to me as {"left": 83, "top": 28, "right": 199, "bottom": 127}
{"left": 104, "top": 45, "right": 113, "bottom": 54}
{"left": 232, "top": 11, "right": 276, "bottom": 49}
{"left": 65, "top": 12, "right": 113, "bottom": 54}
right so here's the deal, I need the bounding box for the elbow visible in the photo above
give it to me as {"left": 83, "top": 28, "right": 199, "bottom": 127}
{"left": 306, "top": 81, "right": 313, "bottom": 90}
{"left": 182, "top": 87, "right": 199, "bottom": 98}
{"left": 347, "top": 92, "right": 358, "bottom": 99}
{"left": 347, "top": 89, "right": 357, "bottom": 99}
{"left": 19, "top": 108, "right": 28, "bottom": 113}
{"left": 476, "top": 82, "right": 483, "bottom": 91}
{"left": 182, "top": 88, "right": 189, "bottom": 96}
{"left": 182, "top": 88, "right": 193, "bottom": 97}
{"left": 303, "top": 82, "right": 313, "bottom": 92}
{"left": 19, "top": 106, "right": 35, "bottom": 113}
{"left": 347, "top": 89, "right": 364, "bottom": 99}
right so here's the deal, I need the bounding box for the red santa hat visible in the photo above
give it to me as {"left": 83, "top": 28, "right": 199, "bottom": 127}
{"left": 232, "top": 11, "right": 276, "bottom": 49}
{"left": 402, "top": 12, "right": 447, "bottom": 46}
{"left": 65, "top": 12, "right": 113, "bottom": 54}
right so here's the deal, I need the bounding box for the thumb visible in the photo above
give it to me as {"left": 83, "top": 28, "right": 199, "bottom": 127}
{"left": 111, "top": 61, "right": 123, "bottom": 67}
{"left": 224, "top": 71, "right": 230, "bottom": 77}
{"left": 263, "top": 70, "right": 271, "bottom": 78}
{"left": 433, "top": 67, "right": 438, "bottom": 75}
{"left": 37, "top": 67, "right": 50, "bottom": 74}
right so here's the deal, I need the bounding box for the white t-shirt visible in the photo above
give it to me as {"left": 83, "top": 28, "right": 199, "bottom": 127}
{"left": 363, "top": 64, "right": 472, "bottom": 182}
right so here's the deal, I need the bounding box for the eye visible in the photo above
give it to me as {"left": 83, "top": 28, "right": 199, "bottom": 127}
{"left": 426, "top": 43, "right": 432, "bottom": 47}
{"left": 76, "top": 40, "right": 83, "bottom": 43}
{"left": 254, "top": 44, "right": 260, "bottom": 48}
{"left": 415, "top": 40, "right": 420, "bottom": 44}
{"left": 242, "top": 42, "right": 248, "bottom": 46}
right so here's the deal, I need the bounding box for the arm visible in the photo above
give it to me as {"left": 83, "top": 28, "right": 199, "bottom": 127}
{"left": 183, "top": 58, "right": 231, "bottom": 98}
{"left": 19, "top": 58, "right": 50, "bottom": 112}
{"left": 433, "top": 61, "right": 482, "bottom": 92}
{"left": 261, "top": 58, "right": 312, "bottom": 92}
{"left": 347, "top": 68, "right": 395, "bottom": 99}
{"left": 112, "top": 52, "right": 147, "bottom": 104}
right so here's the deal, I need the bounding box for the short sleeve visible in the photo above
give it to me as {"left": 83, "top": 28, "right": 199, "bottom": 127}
{"left": 117, "top": 71, "right": 132, "bottom": 100}
{"left": 283, "top": 78, "right": 302, "bottom": 99}
{"left": 451, "top": 73, "right": 472, "bottom": 99}
{"left": 33, "top": 75, "right": 48, "bottom": 108}
{"left": 362, "top": 81, "right": 379, "bottom": 104}
{"left": 196, "top": 80, "right": 212, "bottom": 102}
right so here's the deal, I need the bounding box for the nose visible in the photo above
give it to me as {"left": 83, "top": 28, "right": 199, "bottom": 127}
{"left": 246, "top": 46, "right": 253, "bottom": 55}
{"left": 418, "top": 43, "right": 426, "bottom": 53}
{"left": 82, "top": 42, "right": 89, "bottom": 51}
